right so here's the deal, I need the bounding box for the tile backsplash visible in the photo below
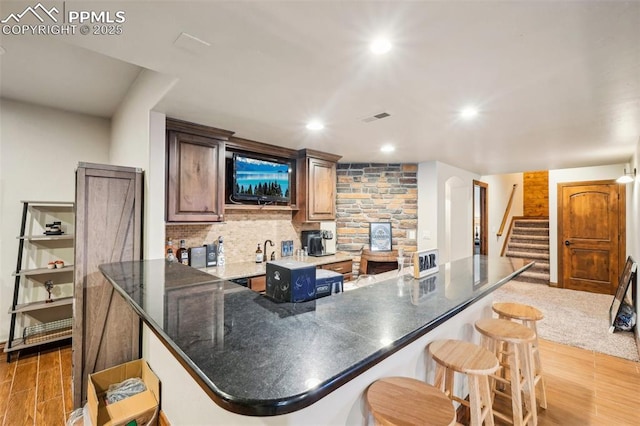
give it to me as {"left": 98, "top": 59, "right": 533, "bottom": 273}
{"left": 166, "top": 210, "right": 302, "bottom": 264}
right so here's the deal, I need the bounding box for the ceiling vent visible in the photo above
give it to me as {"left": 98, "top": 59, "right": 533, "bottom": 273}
{"left": 362, "top": 112, "right": 391, "bottom": 123}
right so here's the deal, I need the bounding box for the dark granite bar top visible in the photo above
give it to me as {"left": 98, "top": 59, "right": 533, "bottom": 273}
{"left": 99, "top": 255, "right": 531, "bottom": 416}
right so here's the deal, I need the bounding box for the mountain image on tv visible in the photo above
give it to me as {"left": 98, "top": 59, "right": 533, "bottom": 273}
{"left": 234, "top": 156, "right": 290, "bottom": 200}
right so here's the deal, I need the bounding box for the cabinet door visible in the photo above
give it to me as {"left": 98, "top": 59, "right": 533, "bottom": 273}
{"left": 307, "top": 158, "right": 336, "bottom": 221}
{"left": 167, "top": 131, "right": 225, "bottom": 222}
{"left": 322, "top": 260, "right": 353, "bottom": 282}
{"left": 249, "top": 275, "right": 266, "bottom": 292}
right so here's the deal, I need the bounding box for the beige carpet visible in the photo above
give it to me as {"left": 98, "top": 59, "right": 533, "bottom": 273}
{"left": 493, "top": 280, "right": 639, "bottom": 362}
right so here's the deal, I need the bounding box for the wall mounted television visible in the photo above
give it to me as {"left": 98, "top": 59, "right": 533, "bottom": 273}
{"left": 232, "top": 153, "right": 291, "bottom": 203}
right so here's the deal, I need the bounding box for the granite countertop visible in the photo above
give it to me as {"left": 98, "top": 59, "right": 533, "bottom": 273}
{"left": 99, "top": 255, "right": 532, "bottom": 416}
{"left": 199, "top": 253, "right": 353, "bottom": 280}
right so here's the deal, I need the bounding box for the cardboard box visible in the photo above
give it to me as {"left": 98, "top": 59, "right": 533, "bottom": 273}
{"left": 88, "top": 359, "right": 159, "bottom": 426}
{"left": 266, "top": 260, "right": 316, "bottom": 302}
{"left": 315, "top": 269, "right": 343, "bottom": 298}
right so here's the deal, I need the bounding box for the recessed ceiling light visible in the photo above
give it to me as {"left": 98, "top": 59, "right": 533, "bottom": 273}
{"left": 380, "top": 144, "right": 395, "bottom": 153}
{"left": 460, "top": 107, "right": 479, "bottom": 119}
{"left": 306, "top": 121, "right": 324, "bottom": 131}
{"left": 370, "top": 38, "right": 392, "bottom": 55}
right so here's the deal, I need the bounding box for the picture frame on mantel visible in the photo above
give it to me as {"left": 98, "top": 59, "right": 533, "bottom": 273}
{"left": 369, "top": 222, "right": 392, "bottom": 252}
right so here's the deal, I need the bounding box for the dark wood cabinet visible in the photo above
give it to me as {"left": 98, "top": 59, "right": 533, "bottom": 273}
{"left": 294, "top": 149, "right": 341, "bottom": 223}
{"left": 248, "top": 275, "right": 266, "bottom": 292}
{"left": 167, "top": 131, "right": 225, "bottom": 222}
{"left": 321, "top": 260, "right": 353, "bottom": 282}
{"left": 166, "top": 118, "right": 234, "bottom": 222}
{"left": 72, "top": 163, "right": 143, "bottom": 408}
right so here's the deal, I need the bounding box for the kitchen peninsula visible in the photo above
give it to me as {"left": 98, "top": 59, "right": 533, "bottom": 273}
{"left": 99, "top": 256, "right": 532, "bottom": 424}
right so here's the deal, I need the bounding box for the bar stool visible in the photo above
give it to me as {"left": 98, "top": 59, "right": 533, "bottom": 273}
{"left": 365, "top": 377, "right": 456, "bottom": 426}
{"left": 475, "top": 318, "right": 537, "bottom": 426}
{"left": 492, "top": 302, "right": 547, "bottom": 409}
{"left": 428, "top": 339, "right": 499, "bottom": 426}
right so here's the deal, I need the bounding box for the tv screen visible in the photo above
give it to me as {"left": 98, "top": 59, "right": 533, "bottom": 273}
{"left": 233, "top": 154, "right": 291, "bottom": 203}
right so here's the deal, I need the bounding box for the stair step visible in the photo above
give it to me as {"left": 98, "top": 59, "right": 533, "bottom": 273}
{"left": 506, "top": 251, "right": 550, "bottom": 261}
{"left": 504, "top": 218, "right": 550, "bottom": 275}
{"left": 510, "top": 235, "right": 549, "bottom": 242}
{"left": 514, "top": 220, "right": 549, "bottom": 228}
{"left": 508, "top": 242, "right": 549, "bottom": 251}
{"left": 516, "top": 270, "right": 550, "bottom": 284}
{"left": 529, "top": 261, "right": 550, "bottom": 272}
{"left": 512, "top": 228, "right": 549, "bottom": 236}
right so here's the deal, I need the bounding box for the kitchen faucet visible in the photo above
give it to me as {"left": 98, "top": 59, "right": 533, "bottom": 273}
{"left": 264, "top": 239, "right": 275, "bottom": 260}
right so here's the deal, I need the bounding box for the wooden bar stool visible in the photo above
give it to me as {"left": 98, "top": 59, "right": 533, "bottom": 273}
{"left": 492, "top": 302, "right": 547, "bottom": 409}
{"left": 428, "top": 340, "right": 499, "bottom": 426}
{"left": 365, "top": 377, "right": 456, "bottom": 426}
{"left": 475, "top": 318, "right": 537, "bottom": 426}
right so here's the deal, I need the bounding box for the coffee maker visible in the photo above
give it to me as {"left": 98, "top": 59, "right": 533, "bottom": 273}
{"left": 301, "top": 230, "right": 335, "bottom": 257}
{"left": 301, "top": 230, "right": 323, "bottom": 256}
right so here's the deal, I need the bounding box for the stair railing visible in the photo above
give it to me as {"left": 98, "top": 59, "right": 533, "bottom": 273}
{"left": 497, "top": 184, "right": 517, "bottom": 237}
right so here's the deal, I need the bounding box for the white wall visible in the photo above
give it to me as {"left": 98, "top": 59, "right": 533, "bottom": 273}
{"left": 417, "top": 161, "right": 479, "bottom": 263}
{"left": 548, "top": 163, "right": 628, "bottom": 283}
{"left": 417, "top": 162, "right": 438, "bottom": 251}
{"left": 478, "top": 173, "right": 524, "bottom": 258}
{"left": 0, "top": 99, "right": 110, "bottom": 341}
{"left": 110, "top": 69, "right": 177, "bottom": 260}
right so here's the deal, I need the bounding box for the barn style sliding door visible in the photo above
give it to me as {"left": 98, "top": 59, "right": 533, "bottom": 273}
{"left": 72, "top": 163, "right": 143, "bottom": 408}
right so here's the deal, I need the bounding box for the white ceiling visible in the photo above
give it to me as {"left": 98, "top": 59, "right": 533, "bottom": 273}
{"left": 1, "top": 1, "right": 639, "bottom": 174}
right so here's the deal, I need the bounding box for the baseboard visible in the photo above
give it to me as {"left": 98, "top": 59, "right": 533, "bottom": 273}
{"left": 548, "top": 281, "right": 558, "bottom": 288}
{"left": 0, "top": 341, "right": 5, "bottom": 352}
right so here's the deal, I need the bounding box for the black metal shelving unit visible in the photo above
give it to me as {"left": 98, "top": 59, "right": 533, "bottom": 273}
{"left": 5, "top": 201, "right": 74, "bottom": 361}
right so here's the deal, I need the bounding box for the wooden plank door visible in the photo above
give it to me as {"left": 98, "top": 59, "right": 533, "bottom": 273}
{"left": 73, "top": 163, "right": 143, "bottom": 408}
{"left": 558, "top": 181, "right": 625, "bottom": 294}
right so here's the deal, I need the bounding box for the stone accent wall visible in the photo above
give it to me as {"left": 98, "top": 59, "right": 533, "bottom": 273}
{"left": 336, "top": 163, "right": 418, "bottom": 274}
{"left": 166, "top": 210, "right": 300, "bottom": 264}
{"left": 523, "top": 170, "right": 549, "bottom": 217}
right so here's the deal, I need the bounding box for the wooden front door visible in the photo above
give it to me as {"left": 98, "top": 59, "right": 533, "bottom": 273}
{"left": 558, "top": 180, "right": 625, "bottom": 294}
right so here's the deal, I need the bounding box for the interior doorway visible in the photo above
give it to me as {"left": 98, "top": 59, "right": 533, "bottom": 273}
{"left": 473, "top": 180, "right": 488, "bottom": 256}
{"left": 558, "top": 180, "right": 625, "bottom": 295}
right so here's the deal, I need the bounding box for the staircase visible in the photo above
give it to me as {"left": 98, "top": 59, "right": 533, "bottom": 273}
{"left": 504, "top": 218, "right": 550, "bottom": 284}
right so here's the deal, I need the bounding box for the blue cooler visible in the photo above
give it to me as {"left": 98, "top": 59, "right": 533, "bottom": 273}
{"left": 315, "top": 269, "right": 343, "bottom": 298}
{"left": 266, "top": 260, "right": 316, "bottom": 302}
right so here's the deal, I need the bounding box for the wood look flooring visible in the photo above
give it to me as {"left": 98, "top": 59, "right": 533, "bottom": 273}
{"left": 1, "top": 340, "right": 639, "bottom": 425}
{"left": 0, "top": 344, "right": 72, "bottom": 426}
{"left": 493, "top": 339, "right": 640, "bottom": 425}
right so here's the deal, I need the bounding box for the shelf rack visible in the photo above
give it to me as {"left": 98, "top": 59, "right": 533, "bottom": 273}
{"left": 5, "top": 200, "right": 75, "bottom": 361}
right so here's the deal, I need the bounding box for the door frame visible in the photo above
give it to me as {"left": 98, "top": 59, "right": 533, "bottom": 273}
{"left": 473, "top": 180, "right": 489, "bottom": 256}
{"left": 557, "top": 179, "right": 626, "bottom": 291}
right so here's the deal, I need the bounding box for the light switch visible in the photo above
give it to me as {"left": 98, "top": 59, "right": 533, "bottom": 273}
{"left": 408, "top": 229, "right": 416, "bottom": 240}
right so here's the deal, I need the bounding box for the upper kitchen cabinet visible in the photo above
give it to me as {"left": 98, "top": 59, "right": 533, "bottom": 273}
{"left": 294, "top": 149, "right": 341, "bottom": 223}
{"left": 166, "top": 119, "right": 234, "bottom": 222}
